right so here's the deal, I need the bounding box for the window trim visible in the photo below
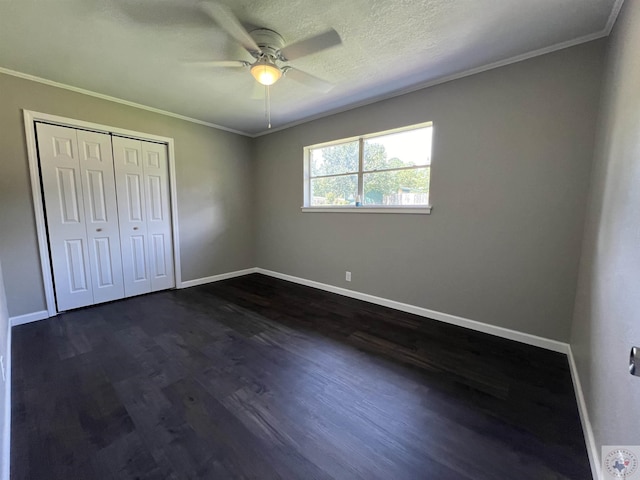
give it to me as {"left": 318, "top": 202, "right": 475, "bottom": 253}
{"left": 303, "top": 122, "right": 433, "bottom": 213}
{"left": 300, "top": 206, "right": 432, "bottom": 214}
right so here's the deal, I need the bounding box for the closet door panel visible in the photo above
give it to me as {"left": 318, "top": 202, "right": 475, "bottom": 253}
{"left": 142, "top": 142, "right": 175, "bottom": 291}
{"left": 36, "top": 123, "right": 94, "bottom": 311}
{"left": 129, "top": 234, "right": 148, "bottom": 281}
{"left": 77, "top": 130, "right": 125, "bottom": 304}
{"left": 63, "top": 239, "right": 89, "bottom": 293}
{"left": 112, "top": 136, "right": 152, "bottom": 297}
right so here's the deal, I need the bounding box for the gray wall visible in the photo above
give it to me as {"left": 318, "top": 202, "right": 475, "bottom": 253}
{"left": 0, "top": 261, "right": 9, "bottom": 480}
{"left": 0, "top": 73, "right": 254, "bottom": 317}
{"left": 253, "top": 40, "right": 605, "bottom": 342}
{"left": 571, "top": 0, "right": 640, "bottom": 457}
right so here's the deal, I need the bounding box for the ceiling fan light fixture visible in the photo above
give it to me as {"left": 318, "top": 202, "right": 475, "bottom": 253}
{"left": 250, "top": 59, "right": 282, "bottom": 86}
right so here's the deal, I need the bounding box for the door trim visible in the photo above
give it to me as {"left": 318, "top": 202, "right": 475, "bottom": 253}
{"left": 23, "top": 110, "right": 182, "bottom": 317}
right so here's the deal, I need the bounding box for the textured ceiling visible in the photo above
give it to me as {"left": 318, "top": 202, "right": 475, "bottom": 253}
{"left": 0, "top": 0, "right": 621, "bottom": 135}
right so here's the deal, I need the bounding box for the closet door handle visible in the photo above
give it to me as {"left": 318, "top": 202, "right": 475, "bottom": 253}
{"left": 96, "top": 228, "right": 102, "bottom": 232}
{"left": 133, "top": 227, "right": 139, "bottom": 230}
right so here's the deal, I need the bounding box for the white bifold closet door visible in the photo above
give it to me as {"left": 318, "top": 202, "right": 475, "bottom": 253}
{"left": 37, "top": 123, "right": 125, "bottom": 311}
{"left": 112, "top": 136, "right": 175, "bottom": 297}
{"left": 37, "top": 124, "right": 175, "bottom": 312}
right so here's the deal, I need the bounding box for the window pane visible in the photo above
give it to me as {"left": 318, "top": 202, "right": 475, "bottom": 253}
{"left": 310, "top": 141, "right": 359, "bottom": 177}
{"left": 363, "top": 168, "right": 430, "bottom": 205}
{"left": 363, "top": 127, "right": 432, "bottom": 171}
{"left": 311, "top": 175, "right": 358, "bottom": 206}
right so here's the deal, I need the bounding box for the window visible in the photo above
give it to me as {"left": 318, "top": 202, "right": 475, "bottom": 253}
{"left": 303, "top": 122, "right": 433, "bottom": 213}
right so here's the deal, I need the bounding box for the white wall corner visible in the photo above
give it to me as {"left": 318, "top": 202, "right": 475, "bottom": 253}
{"left": 568, "top": 346, "right": 601, "bottom": 480}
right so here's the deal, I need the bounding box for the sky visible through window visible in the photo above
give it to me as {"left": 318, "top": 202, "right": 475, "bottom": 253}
{"left": 366, "top": 128, "right": 432, "bottom": 168}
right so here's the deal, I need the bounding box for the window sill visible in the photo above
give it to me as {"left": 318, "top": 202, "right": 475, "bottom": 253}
{"left": 301, "top": 206, "right": 432, "bottom": 214}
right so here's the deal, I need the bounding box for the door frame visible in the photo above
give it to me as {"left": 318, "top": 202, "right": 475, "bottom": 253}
{"left": 23, "top": 110, "right": 182, "bottom": 317}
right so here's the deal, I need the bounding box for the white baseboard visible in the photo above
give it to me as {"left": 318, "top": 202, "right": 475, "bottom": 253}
{"left": 16, "top": 268, "right": 568, "bottom": 353}
{"left": 255, "top": 268, "right": 570, "bottom": 354}
{"left": 254, "top": 268, "right": 599, "bottom": 476}
{"left": 9, "top": 310, "right": 49, "bottom": 327}
{"left": 8, "top": 269, "right": 572, "bottom": 356}
{"left": 9, "top": 269, "right": 260, "bottom": 324}
{"left": 179, "top": 268, "right": 258, "bottom": 289}
{"left": 2, "top": 326, "right": 11, "bottom": 480}
{"left": 568, "top": 347, "right": 600, "bottom": 480}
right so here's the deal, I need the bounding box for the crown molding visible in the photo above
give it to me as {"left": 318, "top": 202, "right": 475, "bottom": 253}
{"left": 605, "top": 0, "right": 626, "bottom": 34}
{"left": 1, "top": 0, "right": 625, "bottom": 140}
{"left": 0, "top": 67, "right": 252, "bottom": 137}
{"left": 253, "top": 28, "right": 615, "bottom": 137}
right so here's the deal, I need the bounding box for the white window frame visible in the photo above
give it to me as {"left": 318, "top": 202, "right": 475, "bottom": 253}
{"left": 302, "top": 122, "right": 433, "bottom": 214}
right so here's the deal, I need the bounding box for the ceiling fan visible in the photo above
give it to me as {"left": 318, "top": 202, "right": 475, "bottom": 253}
{"left": 194, "top": 2, "right": 342, "bottom": 92}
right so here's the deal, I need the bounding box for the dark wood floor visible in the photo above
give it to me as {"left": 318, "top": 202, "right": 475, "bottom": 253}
{"left": 11, "top": 273, "right": 590, "bottom": 479}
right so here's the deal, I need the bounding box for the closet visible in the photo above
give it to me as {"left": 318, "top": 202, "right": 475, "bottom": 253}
{"left": 36, "top": 122, "right": 175, "bottom": 312}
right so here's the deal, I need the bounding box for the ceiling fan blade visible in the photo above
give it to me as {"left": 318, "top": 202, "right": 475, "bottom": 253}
{"left": 199, "top": 2, "right": 260, "bottom": 54}
{"left": 279, "top": 29, "right": 342, "bottom": 61}
{"left": 284, "top": 68, "right": 335, "bottom": 93}
{"left": 185, "top": 60, "right": 248, "bottom": 68}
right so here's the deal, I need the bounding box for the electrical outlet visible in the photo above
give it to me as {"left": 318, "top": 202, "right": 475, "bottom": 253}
{"left": 0, "top": 355, "right": 4, "bottom": 382}
{"left": 345, "top": 271, "right": 351, "bottom": 282}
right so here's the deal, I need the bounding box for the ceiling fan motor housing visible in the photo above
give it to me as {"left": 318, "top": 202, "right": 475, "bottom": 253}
{"left": 249, "top": 29, "right": 285, "bottom": 59}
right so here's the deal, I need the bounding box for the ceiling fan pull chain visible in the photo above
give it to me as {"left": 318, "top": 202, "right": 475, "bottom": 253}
{"left": 266, "top": 84, "right": 272, "bottom": 129}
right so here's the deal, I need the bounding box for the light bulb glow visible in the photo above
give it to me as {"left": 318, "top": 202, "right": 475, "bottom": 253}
{"left": 250, "top": 60, "right": 282, "bottom": 86}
